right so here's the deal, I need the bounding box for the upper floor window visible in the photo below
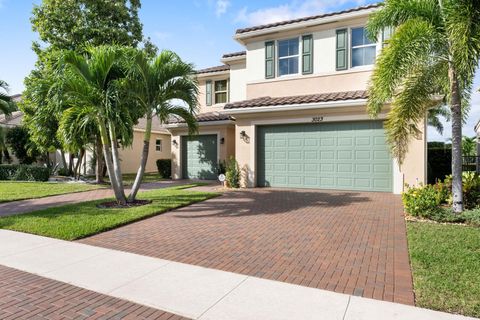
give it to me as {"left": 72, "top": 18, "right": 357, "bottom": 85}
{"left": 155, "top": 139, "right": 162, "bottom": 152}
{"left": 214, "top": 80, "right": 228, "bottom": 104}
{"left": 278, "top": 38, "right": 299, "bottom": 76}
{"left": 351, "top": 27, "right": 376, "bottom": 67}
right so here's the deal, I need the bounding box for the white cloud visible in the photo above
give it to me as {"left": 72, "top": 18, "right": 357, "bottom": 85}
{"left": 215, "top": 0, "right": 230, "bottom": 17}
{"left": 235, "top": 0, "right": 368, "bottom": 26}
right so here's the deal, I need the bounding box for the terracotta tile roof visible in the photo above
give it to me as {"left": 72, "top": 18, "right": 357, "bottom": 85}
{"left": 222, "top": 51, "right": 246, "bottom": 59}
{"left": 235, "top": 3, "right": 381, "bottom": 34}
{"left": 134, "top": 117, "right": 169, "bottom": 133}
{"left": 196, "top": 65, "right": 230, "bottom": 74}
{"left": 168, "top": 112, "right": 235, "bottom": 124}
{"left": 224, "top": 90, "right": 368, "bottom": 109}
{"left": 0, "top": 111, "right": 23, "bottom": 127}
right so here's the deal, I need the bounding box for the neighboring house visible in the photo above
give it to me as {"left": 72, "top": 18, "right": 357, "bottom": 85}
{"left": 119, "top": 117, "right": 171, "bottom": 174}
{"left": 166, "top": 3, "right": 426, "bottom": 194}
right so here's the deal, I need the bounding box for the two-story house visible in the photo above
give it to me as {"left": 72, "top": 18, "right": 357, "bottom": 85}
{"left": 166, "top": 3, "right": 426, "bottom": 194}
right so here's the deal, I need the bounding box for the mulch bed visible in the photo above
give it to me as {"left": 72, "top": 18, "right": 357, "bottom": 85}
{"left": 96, "top": 199, "right": 152, "bottom": 209}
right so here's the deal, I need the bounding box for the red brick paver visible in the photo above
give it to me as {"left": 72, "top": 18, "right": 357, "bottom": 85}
{"left": 81, "top": 188, "right": 414, "bottom": 305}
{"left": 0, "top": 264, "right": 189, "bottom": 320}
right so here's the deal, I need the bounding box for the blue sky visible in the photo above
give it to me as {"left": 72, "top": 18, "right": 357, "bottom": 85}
{"left": 0, "top": 0, "right": 478, "bottom": 140}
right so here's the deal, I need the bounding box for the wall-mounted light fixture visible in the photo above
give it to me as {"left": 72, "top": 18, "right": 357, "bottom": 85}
{"left": 220, "top": 137, "right": 225, "bottom": 144}
{"left": 240, "top": 131, "right": 247, "bottom": 139}
{"left": 172, "top": 139, "right": 178, "bottom": 146}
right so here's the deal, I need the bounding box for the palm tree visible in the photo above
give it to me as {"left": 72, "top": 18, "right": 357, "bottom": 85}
{"left": 62, "top": 45, "right": 139, "bottom": 205}
{"left": 0, "top": 80, "right": 16, "bottom": 115}
{"left": 366, "top": 0, "right": 480, "bottom": 213}
{"left": 428, "top": 105, "right": 450, "bottom": 135}
{"left": 462, "top": 136, "right": 477, "bottom": 157}
{"left": 127, "top": 50, "right": 199, "bottom": 201}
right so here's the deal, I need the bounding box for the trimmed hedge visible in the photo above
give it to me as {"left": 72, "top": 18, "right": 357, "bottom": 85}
{"left": 428, "top": 148, "right": 452, "bottom": 184}
{"left": 0, "top": 164, "right": 50, "bottom": 182}
{"left": 156, "top": 159, "right": 171, "bottom": 179}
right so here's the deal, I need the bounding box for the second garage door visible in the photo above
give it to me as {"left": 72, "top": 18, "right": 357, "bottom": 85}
{"left": 181, "top": 134, "right": 218, "bottom": 180}
{"left": 257, "top": 121, "right": 392, "bottom": 192}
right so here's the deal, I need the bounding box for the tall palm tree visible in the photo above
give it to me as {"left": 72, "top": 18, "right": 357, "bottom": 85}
{"left": 0, "top": 80, "right": 16, "bottom": 115}
{"left": 127, "top": 50, "right": 199, "bottom": 201}
{"left": 62, "top": 45, "right": 138, "bottom": 205}
{"left": 366, "top": 0, "right": 480, "bottom": 213}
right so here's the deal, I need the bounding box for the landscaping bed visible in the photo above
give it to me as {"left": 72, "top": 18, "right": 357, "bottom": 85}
{"left": 0, "top": 182, "right": 103, "bottom": 203}
{"left": 404, "top": 172, "right": 480, "bottom": 317}
{"left": 0, "top": 185, "right": 218, "bottom": 240}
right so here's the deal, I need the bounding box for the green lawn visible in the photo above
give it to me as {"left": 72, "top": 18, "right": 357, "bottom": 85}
{"left": 121, "top": 172, "right": 166, "bottom": 185}
{"left": 0, "top": 182, "right": 103, "bottom": 203}
{"left": 0, "top": 185, "right": 218, "bottom": 240}
{"left": 407, "top": 221, "right": 480, "bottom": 317}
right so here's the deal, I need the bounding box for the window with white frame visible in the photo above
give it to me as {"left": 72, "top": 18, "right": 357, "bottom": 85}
{"left": 155, "top": 139, "right": 162, "bottom": 152}
{"left": 278, "top": 38, "right": 299, "bottom": 76}
{"left": 214, "top": 80, "right": 228, "bottom": 104}
{"left": 351, "top": 27, "right": 376, "bottom": 67}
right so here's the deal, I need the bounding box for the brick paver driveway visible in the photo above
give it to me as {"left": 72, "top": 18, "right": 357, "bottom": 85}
{"left": 81, "top": 188, "right": 414, "bottom": 305}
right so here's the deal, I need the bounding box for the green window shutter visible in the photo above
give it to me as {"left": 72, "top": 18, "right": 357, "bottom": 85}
{"left": 302, "top": 34, "right": 313, "bottom": 74}
{"left": 206, "top": 80, "right": 212, "bottom": 106}
{"left": 336, "top": 29, "right": 348, "bottom": 71}
{"left": 265, "top": 41, "right": 275, "bottom": 79}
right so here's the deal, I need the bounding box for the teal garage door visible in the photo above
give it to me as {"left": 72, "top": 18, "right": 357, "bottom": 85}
{"left": 257, "top": 121, "right": 392, "bottom": 192}
{"left": 182, "top": 134, "right": 218, "bottom": 180}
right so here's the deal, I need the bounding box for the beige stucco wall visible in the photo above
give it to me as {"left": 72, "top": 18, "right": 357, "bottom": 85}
{"left": 229, "top": 61, "right": 247, "bottom": 102}
{"left": 169, "top": 124, "right": 235, "bottom": 179}
{"left": 197, "top": 73, "right": 230, "bottom": 114}
{"left": 232, "top": 106, "right": 426, "bottom": 194}
{"left": 118, "top": 130, "right": 171, "bottom": 174}
{"left": 244, "top": 16, "right": 376, "bottom": 83}
{"left": 246, "top": 70, "right": 372, "bottom": 100}
{"left": 400, "top": 119, "right": 427, "bottom": 189}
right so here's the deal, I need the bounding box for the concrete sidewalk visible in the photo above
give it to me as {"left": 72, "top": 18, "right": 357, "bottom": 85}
{"left": 0, "top": 230, "right": 475, "bottom": 320}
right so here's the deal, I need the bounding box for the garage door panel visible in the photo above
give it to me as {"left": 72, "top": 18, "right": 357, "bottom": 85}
{"left": 182, "top": 135, "right": 218, "bottom": 180}
{"left": 257, "top": 121, "right": 392, "bottom": 192}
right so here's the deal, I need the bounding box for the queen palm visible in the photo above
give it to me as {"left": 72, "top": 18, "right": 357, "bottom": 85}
{"left": 127, "top": 50, "right": 198, "bottom": 201}
{"left": 0, "top": 80, "right": 16, "bottom": 115}
{"left": 62, "top": 45, "right": 138, "bottom": 205}
{"left": 366, "top": 0, "right": 480, "bottom": 212}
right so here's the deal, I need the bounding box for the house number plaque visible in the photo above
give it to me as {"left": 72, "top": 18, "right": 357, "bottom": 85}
{"left": 312, "top": 116, "right": 324, "bottom": 123}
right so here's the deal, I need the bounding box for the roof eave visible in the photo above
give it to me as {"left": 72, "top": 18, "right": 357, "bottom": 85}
{"left": 165, "top": 119, "right": 236, "bottom": 129}
{"left": 234, "top": 7, "right": 377, "bottom": 43}
{"left": 224, "top": 99, "right": 367, "bottom": 114}
{"left": 196, "top": 70, "right": 230, "bottom": 78}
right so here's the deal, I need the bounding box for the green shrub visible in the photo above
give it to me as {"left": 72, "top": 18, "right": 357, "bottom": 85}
{"left": 402, "top": 183, "right": 447, "bottom": 217}
{"left": 217, "top": 160, "right": 226, "bottom": 175}
{"left": 444, "top": 172, "right": 480, "bottom": 209}
{"left": 5, "top": 126, "right": 40, "bottom": 165}
{"left": 428, "top": 207, "right": 466, "bottom": 224}
{"left": 156, "top": 159, "right": 171, "bottom": 179}
{"left": 57, "top": 167, "right": 69, "bottom": 176}
{"left": 225, "top": 156, "right": 240, "bottom": 188}
{"left": 0, "top": 164, "right": 50, "bottom": 181}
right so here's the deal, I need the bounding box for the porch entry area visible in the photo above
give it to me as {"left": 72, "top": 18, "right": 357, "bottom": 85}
{"left": 256, "top": 120, "right": 393, "bottom": 192}
{"left": 181, "top": 134, "right": 218, "bottom": 180}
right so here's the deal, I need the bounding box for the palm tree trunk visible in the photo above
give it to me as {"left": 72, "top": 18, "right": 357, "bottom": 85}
{"left": 59, "top": 150, "right": 67, "bottom": 172}
{"left": 449, "top": 65, "right": 463, "bottom": 213}
{"left": 107, "top": 123, "right": 127, "bottom": 204}
{"left": 99, "top": 122, "right": 127, "bottom": 205}
{"left": 74, "top": 148, "right": 85, "bottom": 180}
{"left": 95, "top": 136, "right": 104, "bottom": 184}
{"left": 128, "top": 114, "right": 152, "bottom": 202}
